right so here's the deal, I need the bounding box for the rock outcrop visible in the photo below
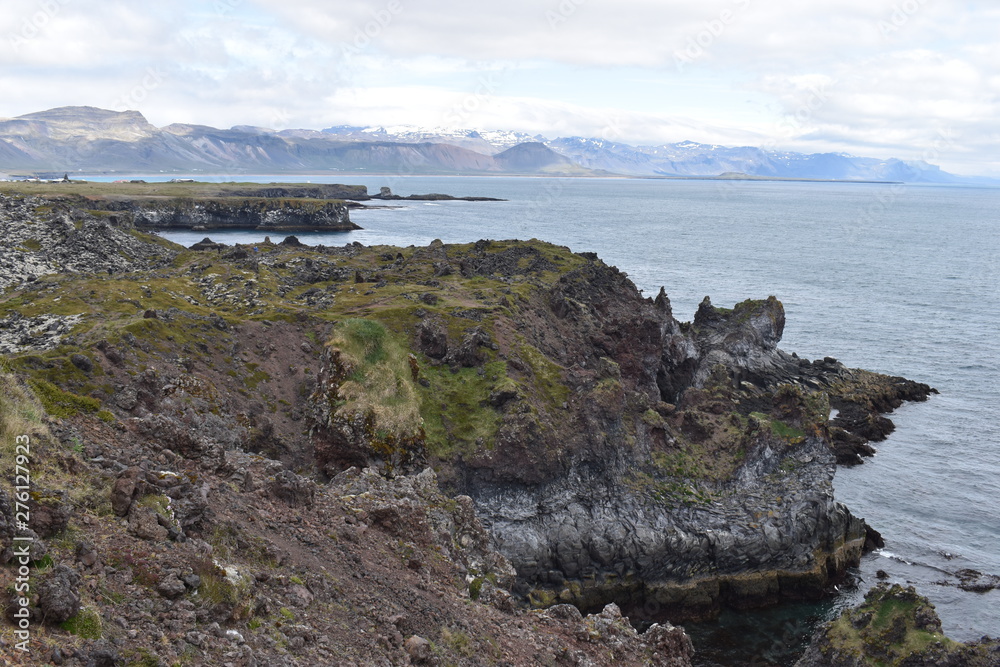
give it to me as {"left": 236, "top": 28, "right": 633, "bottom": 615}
{"left": 796, "top": 583, "right": 1000, "bottom": 666}
{"left": 92, "top": 197, "right": 359, "bottom": 232}
{"left": 0, "top": 194, "right": 177, "bottom": 292}
{"left": 371, "top": 186, "right": 504, "bottom": 201}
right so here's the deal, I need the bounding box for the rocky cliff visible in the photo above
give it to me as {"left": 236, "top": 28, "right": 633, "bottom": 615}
{"left": 0, "top": 194, "right": 935, "bottom": 663}
{"left": 93, "top": 197, "right": 359, "bottom": 232}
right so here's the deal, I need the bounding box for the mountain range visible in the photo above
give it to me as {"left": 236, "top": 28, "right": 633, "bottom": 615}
{"left": 0, "top": 106, "right": 980, "bottom": 183}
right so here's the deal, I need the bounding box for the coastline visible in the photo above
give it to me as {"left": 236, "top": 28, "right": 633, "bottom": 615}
{"left": 1, "top": 179, "right": 992, "bottom": 667}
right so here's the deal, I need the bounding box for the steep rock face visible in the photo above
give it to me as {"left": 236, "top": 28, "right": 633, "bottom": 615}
{"left": 479, "top": 435, "right": 867, "bottom": 621}
{"left": 96, "top": 197, "right": 359, "bottom": 232}
{"left": 455, "top": 262, "right": 892, "bottom": 619}
{"left": 276, "top": 239, "right": 932, "bottom": 621}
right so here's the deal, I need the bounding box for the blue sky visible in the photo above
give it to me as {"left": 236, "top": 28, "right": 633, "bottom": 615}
{"left": 2, "top": 0, "right": 997, "bottom": 175}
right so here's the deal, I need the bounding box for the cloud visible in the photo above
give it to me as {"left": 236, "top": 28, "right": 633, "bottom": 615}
{"left": 261, "top": 0, "right": 955, "bottom": 69}
{"left": 322, "top": 85, "right": 763, "bottom": 146}
{"left": 749, "top": 48, "right": 1000, "bottom": 173}
{"left": 0, "top": 0, "right": 997, "bottom": 174}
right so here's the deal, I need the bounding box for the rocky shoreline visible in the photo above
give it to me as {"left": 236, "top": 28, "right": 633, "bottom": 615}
{"left": 94, "top": 197, "right": 360, "bottom": 233}
{"left": 0, "top": 181, "right": 508, "bottom": 235}
{"left": 0, "top": 195, "right": 945, "bottom": 665}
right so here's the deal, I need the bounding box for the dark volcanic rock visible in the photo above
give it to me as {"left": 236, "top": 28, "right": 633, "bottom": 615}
{"left": 416, "top": 319, "right": 448, "bottom": 360}
{"left": 268, "top": 469, "right": 316, "bottom": 508}
{"left": 29, "top": 487, "right": 72, "bottom": 538}
{"left": 111, "top": 467, "right": 143, "bottom": 517}
{"left": 189, "top": 237, "right": 227, "bottom": 251}
{"left": 37, "top": 564, "right": 82, "bottom": 624}
{"left": 280, "top": 235, "right": 306, "bottom": 247}
{"left": 954, "top": 568, "right": 1000, "bottom": 593}
{"left": 98, "top": 197, "right": 361, "bottom": 232}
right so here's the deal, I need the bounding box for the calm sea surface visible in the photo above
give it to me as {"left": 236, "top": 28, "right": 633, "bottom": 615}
{"left": 133, "top": 174, "right": 999, "bottom": 664}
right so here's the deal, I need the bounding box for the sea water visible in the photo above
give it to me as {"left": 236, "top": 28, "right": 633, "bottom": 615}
{"left": 152, "top": 174, "right": 1000, "bottom": 664}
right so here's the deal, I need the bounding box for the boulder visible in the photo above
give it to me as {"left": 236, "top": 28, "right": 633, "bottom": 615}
{"left": 37, "top": 564, "right": 81, "bottom": 624}
{"left": 111, "top": 467, "right": 142, "bottom": 517}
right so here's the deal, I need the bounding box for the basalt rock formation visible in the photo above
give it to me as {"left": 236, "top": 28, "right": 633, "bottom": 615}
{"left": 0, "top": 197, "right": 934, "bottom": 663}
{"left": 87, "top": 197, "right": 359, "bottom": 232}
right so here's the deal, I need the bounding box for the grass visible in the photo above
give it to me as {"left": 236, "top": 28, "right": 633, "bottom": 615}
{"left": 651, "top": 449, "right": 708, "bottom": 478}
{"left": 194, "top": 557, "right": 257, "bottom": 620}
{"left": 326, "top": 318, "right": 422, "bottom": 441}
{"left": 440, "top": 626, "right": 475, "bottom": 658}
{"left": 0, "top": 372, "right": 48, "bottom": 452}
{"left": 60, "top": 607, "right": 102, "bottom": 639}
{"left": 826, "top": 592, "right": 958, "bottom": 664}
{"left": 515, "top": 341, "right": 570, "bottom": 410}
{"left": 137, "top": 493, "right": 175, "bottom": 525}
{"left": 27, "top": 378, "right": 101, "bottom": 418}
{"left": 124, "top": 649, "right": 161, "bottom": 667}
{"left": 420, "top": 361, "right": 505, "bottom": 459}
{"left": 750, "top": 411, "right": 806, "bottom": 443}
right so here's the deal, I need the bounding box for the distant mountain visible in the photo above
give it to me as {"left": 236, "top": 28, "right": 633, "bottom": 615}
{"left": 0, "top": 107, "right": 595, "bottom": 176}
{"left": 0, "top": 106, "right": 980, "bottom": 183}
{"left": 492, "top": 142, "right": 593, "bottom": 174}
{"left": 321, "top": 125, "right": 541, "bottom": 156}
{"left": 545, "top": 137, "right": 966, "bottom": 183}
{"left": 311, "top": 123, "right": 975, "bottom": 183}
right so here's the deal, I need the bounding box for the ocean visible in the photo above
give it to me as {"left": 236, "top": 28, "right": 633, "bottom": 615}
{"left": 147, "top": 174, "right": 1000, "bottom": 664}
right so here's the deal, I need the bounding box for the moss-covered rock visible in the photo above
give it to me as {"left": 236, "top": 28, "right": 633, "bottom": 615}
{"left": 796, "top": 583, "right": 1000, "bottom": 666}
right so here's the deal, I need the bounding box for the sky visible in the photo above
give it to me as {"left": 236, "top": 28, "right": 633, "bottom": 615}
{"left": 1, "top": 0, "right": 998, "bottom": 175}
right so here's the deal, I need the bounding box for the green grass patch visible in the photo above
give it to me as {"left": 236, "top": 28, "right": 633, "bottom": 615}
{"left": 27, "top": 378, "right": 100, "bottom": 418}
{"left": 440, "top": 626, "right": 475, "bottom": 657}
{"left": 750, "top": 411, "right": 806, "bottom": 443}
{"left": 420, "top": 360, "right": 505, "bottom": 459}
{"left": 327, "top": 318, "right": 422, "bottom": 440}
{"left": 651, "top": 449, "right": 708, "bottom": 478}
{"left": 516, "top": 341, "right": 570, "bottom": 409}
{"left": 0, "top": 374, "right": 48, "bottom": 452}
{"left": 243, "top": 363, "right": 271, "bottom": 390}
{"left": 60, "top": 607, "right": 102, "bottom": 639}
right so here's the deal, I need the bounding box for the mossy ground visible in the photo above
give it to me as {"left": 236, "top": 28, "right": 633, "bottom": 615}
{"left": 3, "top": 229, "right": 830, "bottom": 494}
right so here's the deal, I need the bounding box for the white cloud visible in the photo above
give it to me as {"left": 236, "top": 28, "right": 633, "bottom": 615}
{"left": 323, "top": 85, "right": 763, "bottom": 146}
{"left": 747, "top": 48, "right": 1000, "bottom": 172}
{"left": 0, "top": 0, "right": 998, "bottom": 174}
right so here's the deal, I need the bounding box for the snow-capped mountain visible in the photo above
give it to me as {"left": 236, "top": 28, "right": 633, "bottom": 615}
{"left": 321, "top": 125, "right": 542, "bottom": 156}
{"left": 317, "top": 126, "right": 967, "bottom": 182}
{"left": 544, "top": 136, "right": 965, "bottom": 182}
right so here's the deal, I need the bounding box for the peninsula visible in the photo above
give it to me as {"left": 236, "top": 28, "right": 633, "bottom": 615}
{"left": 0, "top": 190, "right": 950, "bottom": 665}
{"left": 0, "top": 180, "right": 504, "bottom": 235}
